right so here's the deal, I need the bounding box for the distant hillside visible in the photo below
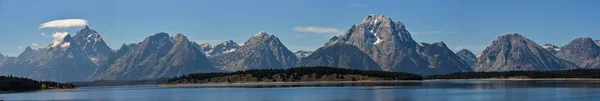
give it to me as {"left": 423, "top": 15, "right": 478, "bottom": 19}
{"left": 425, "top": 69, "right": 600, "bottom": 79}
{"left": 0, "top": 76, "right": 75, "bottom": 92}
{"left": 167, "top": 67, "right": 422, "bottom": 84}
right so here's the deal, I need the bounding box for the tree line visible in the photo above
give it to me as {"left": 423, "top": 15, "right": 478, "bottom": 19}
{"left": 0, "top": 75, "right": 76, "bottom": 92}
{"left": 168, "top": 66, "right": 423, "bottom": 83}
{"left": 426, "top": 69, "right": 600, "bottom": 79}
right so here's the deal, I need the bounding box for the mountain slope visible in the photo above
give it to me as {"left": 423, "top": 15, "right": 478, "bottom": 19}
{"left": 24, "top": 34, "right": 96, "bottom": 82}
{"left": 555, "top": 38, "right": 600, "bottom": 68}
{"left": 295, "top": 50, "right": 313, "bottom": 58}
{"left": 455, "top": 49, "right": 477, "bottom": 67}
{"left": 72, "top": 26, "right": 112, "bottom": 65}
{"left": 472, "top": 34, "right": 578, "bottom": 72}
{"left": 0, "top": 47, "right": 39, "bottom": 78}
{"left": 203, "top": 40, "right": 239, "bottom": 56}
{"left": 542, "top": 44, "right": 560, "bottom": 55}
{"left": 415, "top": 42, "right": 472, "bottom": 74}
{"left": 322, "top": 14, "right": 471, "bottom": 75}
{"left": 297, "top": 44, "right": 380, "bottom": 70}
{"left": 211, "top": 31, "right": 298, "bottom": 71}
{"left": 100, "top": 33, "right": 217, "bottom": 80}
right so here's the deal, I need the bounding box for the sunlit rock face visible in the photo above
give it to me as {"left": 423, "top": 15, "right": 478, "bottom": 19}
{"left": 473, "top": 34, "right": 578, "bottom": 72}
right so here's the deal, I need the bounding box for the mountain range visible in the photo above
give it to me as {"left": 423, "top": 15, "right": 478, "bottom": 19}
{"left": 0, "top": 14, "right": 597, "bottom": 82}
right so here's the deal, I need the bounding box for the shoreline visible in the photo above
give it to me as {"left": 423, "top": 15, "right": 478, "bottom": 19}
{"left": 63, "top": 78, "right": 600, "bottom": 88}
{"left": 426, "top": 78, "right": 600, "bottom": 81}
{"left": 161, "top": 80, "right": 422, "bottom": 87}
{"left": 162, "top": 78, "right": 600, "bottom": 86}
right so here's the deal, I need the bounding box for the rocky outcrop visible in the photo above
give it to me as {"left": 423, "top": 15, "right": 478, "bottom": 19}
{"left": 210, "top": 32, "right": 298, "bottom": 71}
{"left": 455, "top": 49, "right": 477, "bottom": 67}
{"left": 555, "top": 38, "right": 600, "bottom": 68}
{"left": 297, "top": 44, "right": 380, "bottom": 70}
{"left": 99, "top": 33, "right": 218, "bottom": 80}
{"left": 321, "top": 14, "right": 471, "bottom": 75}
{"left": 472, "top": 34, "right": 578, "bottom": 72}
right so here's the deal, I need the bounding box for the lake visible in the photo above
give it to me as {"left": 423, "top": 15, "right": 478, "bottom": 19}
{"left": 2, "top": 80, "right": 600, "bottom": 101}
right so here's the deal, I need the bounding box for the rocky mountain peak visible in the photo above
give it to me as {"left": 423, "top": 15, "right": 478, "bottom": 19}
{"left": 73, "top": 25, "right": 102, "bottom": 43}
{"left": 559, "top": 37, "right": 599, "bottom": 56}
{"left": 542, "top": 44, "right": 558, "bottom": 49}
{"left": 595, "top": 40, "right": 600, "bottom": 46}
{"left": 294, "top": 50, "right": 313, "bottom": 58}
{"left": 434, "top": 41, "right": 447, "bottom": 48}
{"left": 254, "top": 31, "right": 268, "bottom": 37}
{"left": 473, "top": 33, "right": 578, "bottom": 71}
{"left": 455, "top": 49, "right": 477, "bottom": 67}
{"left": 319, "top": 14, "right": 468, "bottom": 75}
{"left": 174, "top": 33, "right": 189, "bottom": 42}
{"left": 25, "top": 46, "right": 33, "bottom": 51}
{"left": 555, "top": 37, "right": 600, "bottom": 68}
{"left": 211, "top": 32, "right": 297, "bottom": 71}
{"left": 145, "top": 32, "right": 172, "bottom": 42}
{"left": 246, "top": 31, "right": 278, "bottom": 45}
{"left": 0, "top": 53, "right": 5, "bottom": 61}
{"left": 71, "top": 26, "right": 112, "bottom": 65}
{"left": 204, "top": 40, "right": 240, "bottom": 56}
{"left": 360, "top": 14, "right": 392, "bottom": 25}
{"left": 63, "top": 34, "right": 73, "bottom": 43}
{"left": 542, "top": 43, "right": 560, "bottom": 55}
{"left": 566, "top": 37, "right": 597, "bottom": 48}
{"left": 199, "top": 43, "right": 213, "bottom": 52}
{"left": 200, "top": 43, "right": 211, "bottom": 48}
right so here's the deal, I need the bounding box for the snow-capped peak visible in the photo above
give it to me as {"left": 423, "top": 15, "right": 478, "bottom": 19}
{"left": 254, "top": 31, "right": 268, "bottom": 37}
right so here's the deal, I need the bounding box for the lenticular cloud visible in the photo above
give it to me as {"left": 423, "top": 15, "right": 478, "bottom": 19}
{"left": 39, "top": 19, "right": 88, "bottom": 29}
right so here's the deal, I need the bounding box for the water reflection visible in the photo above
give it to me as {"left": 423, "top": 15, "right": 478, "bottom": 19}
{"left": 1, "top": 80, "right": 600, "bottom": 101}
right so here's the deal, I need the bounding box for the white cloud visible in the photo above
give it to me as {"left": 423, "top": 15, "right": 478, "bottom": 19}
{"left": 349, "top": 4, "right": 367, "bottom": 8}
{"left": 32, "top": 42, "right": 40, "bottom": 47}
{"left": 294, "top": 26, "right": 342, "bottom": 37}
{"left": 41, "top": 33, "right": 46, "bottom": 36}
{"left": 51, "top": 32, "right": 70, "bottom": 48}
{"left": 17, "top": 46, "right": 24, "bottom": 49}
{"left": 39, "top": 19, "right": 88, "bottom": 29}
{"left": 60, "top": 42, "right": 71, "bottom": 48}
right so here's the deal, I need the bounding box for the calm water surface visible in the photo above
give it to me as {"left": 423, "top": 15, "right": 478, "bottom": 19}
{"left": 2, "top": 80, "right": 600, "bottom": 101}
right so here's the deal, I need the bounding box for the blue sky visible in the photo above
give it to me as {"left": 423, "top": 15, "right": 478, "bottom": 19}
{"left": 1, "top": 0, "right": 599, "bottom": 56}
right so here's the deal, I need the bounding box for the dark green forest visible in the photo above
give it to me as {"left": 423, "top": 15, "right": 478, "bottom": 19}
{"left": 0, "top": 76, "right": 76, "bottom": 92}
{"left": 426, "top": 69, "right": 600, "bottom": 79}
{"left": 168, "top": 67, "right": 423, "bottom": 83}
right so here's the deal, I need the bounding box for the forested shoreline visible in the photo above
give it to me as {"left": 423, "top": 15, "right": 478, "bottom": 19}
{"left": 426, "top": 69, "right": 600, "bottom": 79}
{"left": 0, "top": 76, "right": 76, "bottom": 92}
{"left": 168, "top": 67, "right": 600, "bottom": 84}
{"left": 167, "top": 67, "right": 423, "bottom": 84}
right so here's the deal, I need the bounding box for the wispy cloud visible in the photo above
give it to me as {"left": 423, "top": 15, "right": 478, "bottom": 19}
{"left": 32, "top": 42, "right": 40, "bottom": 47}
{"left": 293, "top": 26, "right": 342, "bottom": 37}
{"left": 17, "top": 46, "right": 24, "bottom": 49}
{"left": 41, "top": 33, "right": 47, "bottom": 37}
{"left": 39, "top": 19, "right": 88, "bottom": 29}
{"left": 349, "top": 4, "right": 367, "bottom": 8}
